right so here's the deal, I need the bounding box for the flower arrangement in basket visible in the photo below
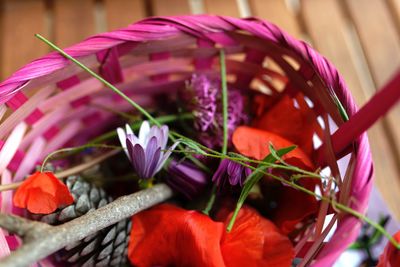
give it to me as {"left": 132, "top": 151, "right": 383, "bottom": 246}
{"left": 0, "top": 15, "right": 399, "bottom": 267}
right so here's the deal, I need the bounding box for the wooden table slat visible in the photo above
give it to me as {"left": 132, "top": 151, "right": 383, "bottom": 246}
{"left": 345, "top": 0, "right": 400, "bottom": 167}
{"left": 151, "top": 0, "right": 191, "bottom": 16}
{"left": 0, "top": 0, "right": 47, "bottom": 79}
{"left": 104, "top": 0, "right": 147, "bottom": 30}
{"left": 249, "top": 0, "right": 302, "bottom": 38}
{"left": 302, "top": 0, "right": 400, "bottom": 218}
{"left": 53, "top": 0, "right": 96, "bottom": 48}
{"left": 203, "top": 0, "right": 240, "bottom": 17}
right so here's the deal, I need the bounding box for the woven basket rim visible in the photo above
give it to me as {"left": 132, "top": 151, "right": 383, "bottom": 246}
{"left": 0, "top": 14, "right": 373, "bottom": 267}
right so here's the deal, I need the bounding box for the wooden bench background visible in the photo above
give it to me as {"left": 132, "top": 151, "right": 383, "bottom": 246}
{"left": 1, "top": 0, "right": 400, "bottom": 219}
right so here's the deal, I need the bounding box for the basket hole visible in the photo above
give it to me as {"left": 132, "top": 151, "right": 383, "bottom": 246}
{"left": 227, "top": 74, "right": 236, "bottom": 83}
{"left": 260, "top": 74, "right": 285, "bottom": 92}
{"left": 262, "top": 58, "right": 285, "bottom": 75}
{"left": 313, "top": 133, "right": 323, "bottom": 150}
{"left": 249, "top": 79, "right": 273, "bottom": 95}
{"left": 282, "top": 54, "right": 300, "bottom": 71}
{"left": 327, "top": 115, "right": 338, "bottom": 134}
{"left": 226, "top": 52, "right": 246, "bottom": 63}
{"left": 316, "top": 116, "right": 325, "bottom": 129}
{"left": 303, "top": 96, "right": 314, "bottom": 108}
{"left": 322, "top": 214, "right": 337, "bottom": 242}
{"left": 337, "top": 153, "right": 351, "bottom": 180}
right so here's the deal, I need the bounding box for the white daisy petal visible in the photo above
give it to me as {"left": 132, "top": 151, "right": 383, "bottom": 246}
{"left": 125, "top": 123, "right": 134, "bottom": 137}
{"left": 160, "top": 125, "right": 169, "bottom": 149}
{"left": 138, "top": 121, "right": 150, "bottom": 145}
{"left": 117, "top": 127, "right": 129, "bottom": 158}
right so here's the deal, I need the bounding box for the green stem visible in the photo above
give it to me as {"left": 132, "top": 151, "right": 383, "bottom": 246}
{"left": 202, "top": 50, "right": 229, "bottom": 214}
{"left": 36, "top": 34, "right": 206, "bottom": 172}
{"left": 171, "top": 148, "right": 399, "bottom": 248}
{"left": 220, "top": 50, "right": 228, "bottom": 155}
{"left": 36, "top": 35, "right": 399, "bottom": 249}
{"left": 35, "top": 34, "right": 158, "bottom": 127}
{"left": 40, "top": 144, "right": 120, "bottom": 172}
{"left": 203, "top": 185, "right": 218, "bottom": 215}
{"left": 226, "top": 202, "right": 243, "bottom": 231}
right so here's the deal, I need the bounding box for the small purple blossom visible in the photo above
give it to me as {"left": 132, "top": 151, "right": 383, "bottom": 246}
{"left": 212, "top": 159, "right": 251, "bottom": 187}
{"left": 117, "top": 121, "right": 178, "bottom": 179}
{"left": 183, "top": 74, "right": 248, "bottom": 149}
{"left": 165, "top": 160, "right": 208, "bottom": 199}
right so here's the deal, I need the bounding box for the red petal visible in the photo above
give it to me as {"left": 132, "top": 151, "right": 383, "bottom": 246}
{"left": 252, "top": 94, "right": 321, "bottom": 156}
{"left": 128, "top": 204, "right": 225, "bottom": 267}
{"left": 13, "top": 171, "right": 42, "bottom": 209}
{"left": 232, "top": 126, "right": 314, "bottom": 168}
{"left": 220, "top": 206, "right": 295, "bottom": 267}
{"left": 378, "top": 231, "right": 400, "bottom": 267}
{"left": 13, "top": 171, "right": 73, "bottom": 214}
{"left": 270, "top": 185, "right": 318, "bottom": 235}
{"left": 26, "top": 188, "right": 58, "bottom": 214}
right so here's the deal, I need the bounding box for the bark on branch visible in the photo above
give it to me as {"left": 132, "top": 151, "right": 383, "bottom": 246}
{"left": 0, "top": 183, "right": 173, "bottom": 267}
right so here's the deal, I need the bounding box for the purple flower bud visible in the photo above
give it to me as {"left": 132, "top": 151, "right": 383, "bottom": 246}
{"left": 117, "top": 121, "right": 179, "bottom": 180}
{"left": 212, "top": 159, "right": 251, "bottom": 187}
{"left": 165, "top": 160, "right": 209, "bottom": 199}
{"left": 183, "top": 74, "right": 248, "bottom": 149}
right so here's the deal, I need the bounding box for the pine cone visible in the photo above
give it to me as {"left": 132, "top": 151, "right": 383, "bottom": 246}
{"left": 33, "top": 176, "right": 131, "bottom": 267}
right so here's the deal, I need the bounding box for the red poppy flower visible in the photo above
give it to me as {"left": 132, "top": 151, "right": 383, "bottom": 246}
{"left": 128, "top": 204, "right": 294, "bottom": 267}
{"left": 377, "top": 231, "right": 400, "bottom": 267}
{"left": 13, "top": 171, "right": 74, "bottom": 214}
{"left": 252, "top": 94, "right": 322, "bottom": 156}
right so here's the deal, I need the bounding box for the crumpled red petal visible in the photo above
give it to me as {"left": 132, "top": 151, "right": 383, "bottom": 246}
{"left": 128, "top": 204, "right": 225, "bottom": 267}
{"left": 377, "top": 231, "right": 400, "bottom": 267}
{"left": 218, "top": 205, "right": 295, "bottom": 267}
{"left": 128, "top": 204, "right": 295, "bottom": 267}
{"left": 232, "top": 126, "right": 314, "bottom": 169}
{"left": 261, "top": 181, "right": 318, "bottom": 235}
{"left": 252, "top": 94, "right": 322, "bottom": 156}
{"left": 13, "top": 171, "right": 74, "bottom": 214}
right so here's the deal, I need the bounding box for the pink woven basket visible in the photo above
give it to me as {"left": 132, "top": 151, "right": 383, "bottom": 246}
{"left": 0, "top": 15, "right": 373, "bottom": 266}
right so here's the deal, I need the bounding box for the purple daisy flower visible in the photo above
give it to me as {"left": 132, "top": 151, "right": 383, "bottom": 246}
{"left": 212, "top": 159, "right": 252, "bottom": 187}
{"left": 117, "top": 121, "right": 178, "bottom": 179}
{"left": 165, "top": 160, "right": 209, "bottom": 199}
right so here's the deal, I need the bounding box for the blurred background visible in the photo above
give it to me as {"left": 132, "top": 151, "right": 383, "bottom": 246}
{"left": 0, "top": 0, "right": 400, "bottom": 221}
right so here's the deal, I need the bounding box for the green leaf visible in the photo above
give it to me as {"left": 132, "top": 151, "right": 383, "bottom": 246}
{"left": 226, "top": 145, "right": 295, "bottom": 232}
{"left": 331, "top": 90, "right": 349, "bottom": 122}
{"left": 267, "top": 143, "right": 297, "bottom": 163}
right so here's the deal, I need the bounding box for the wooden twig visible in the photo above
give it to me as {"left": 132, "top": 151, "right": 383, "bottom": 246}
{"left": 0, "top": 149, "right": 120, "bottom": 192}
{"left": 0, "top": 183, "right": 173, "bottom": 267}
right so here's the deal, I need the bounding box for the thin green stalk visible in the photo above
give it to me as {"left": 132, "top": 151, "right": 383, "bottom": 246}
{"left": 35, "top": 34, "right": 398, "bottom": 249}
{"left": 40, "top": 144, "right": 120, "bottom": 172}
{"left": 35, "top": 34, "right": 158, "bottom": 127}
{"left": 202, "top": 185, "right": 218, "bottom": 215}
{"left": 247, "top": 167, "right": 400, "bottom": 249}
{"left": 203, "top": 50, "right": 228, "bottom": 214}
{"left": 90, "top": 103, "right": 140, "bottom": 121}
{"left": 220, "top": 50, "right": 228, "bottom": 155}
{"left": 170, "top": 148, "right": 399, "bottom": 247}
{"left": 168, "top": 134, "right": 323, "bottom": 179}
{"left": 36, "top": 34, "right": 206, "bottom": 172}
